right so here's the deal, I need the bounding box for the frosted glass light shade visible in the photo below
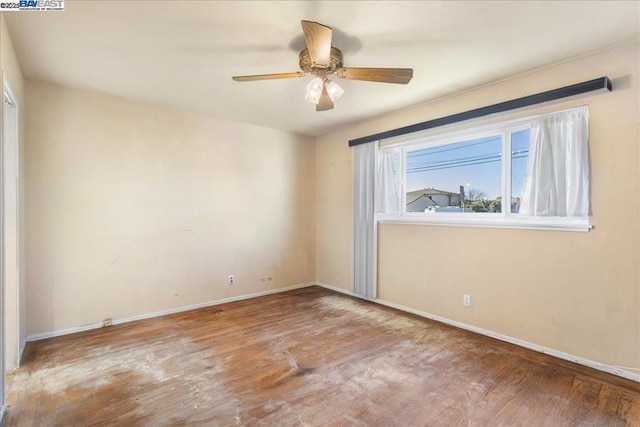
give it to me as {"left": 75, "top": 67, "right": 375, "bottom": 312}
{"left": 305, "top": 77, "right": 324, "bottom": 104}
{"left": 326, "top": 80, "right": 344, "bottom": 101}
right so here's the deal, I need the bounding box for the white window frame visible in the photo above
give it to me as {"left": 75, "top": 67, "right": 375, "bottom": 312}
{"left": 377, "top": 109, "right": 591, "bottom": 232}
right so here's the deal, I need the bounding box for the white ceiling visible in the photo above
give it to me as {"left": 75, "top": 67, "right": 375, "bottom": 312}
{"left": 5, "top": 1, "right": 639, "bottom": 136}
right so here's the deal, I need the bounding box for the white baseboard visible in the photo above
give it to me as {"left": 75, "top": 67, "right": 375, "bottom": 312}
{"left": 110, "top": 282, "right": 315, "bottom": 327}
{"left": 315, "top": 282, "right": 357, "bottom": 297}
{"left": 372, "top": 297, "right": 640, "bottom": 383}
{"left": 26, "top": 321, "right": 104, "bottom": 342}
{"left": 25, "top": 282, "right": 316, "bottom": 342}
{"left": 18, "top": 337, "right": 26, "bottom": 366}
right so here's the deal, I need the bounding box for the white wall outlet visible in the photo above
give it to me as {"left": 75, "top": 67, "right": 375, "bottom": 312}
{"left": 463, "top": 295, "right": 471, "bottom": 307}
{"left": 228, "top": 275, "right": 235, "bottom": 285}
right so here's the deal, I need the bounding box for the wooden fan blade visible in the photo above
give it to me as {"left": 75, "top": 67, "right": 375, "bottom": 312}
{"left": 232, "top": 72, "right": 307, "bottom": 82}
{"left": 301, "top": 20, "right": 332, "bottom": 66}
{"left": 316, "top": 85, "right": 334, "bottom": 111}
{"left": 336, "top": 67, "right": 413, "bottom": 84}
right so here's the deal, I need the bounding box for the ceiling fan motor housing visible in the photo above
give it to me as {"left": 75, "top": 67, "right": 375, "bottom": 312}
{"left": 299, "top": 47, "right": 344, "bottom": 73}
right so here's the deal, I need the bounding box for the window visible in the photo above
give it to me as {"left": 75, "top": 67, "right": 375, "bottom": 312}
{"left": 377, "top": 107, "right": 590, "bottom": 231}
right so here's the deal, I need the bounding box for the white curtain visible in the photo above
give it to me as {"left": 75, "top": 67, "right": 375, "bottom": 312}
{"left": 519, "top": 107, "right": 589, "bottom": 217}
{"left": 353, "top": 142, "right": 377, "bottom": 300}
{"left": 375, "top": 148, "right": 400, "bottom": 214}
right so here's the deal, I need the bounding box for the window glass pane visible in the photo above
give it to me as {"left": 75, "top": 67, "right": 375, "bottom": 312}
{"left": 405, "top": 135, "right": 502, "bottom": 213}
{"left": 511, "top": 130, "right": 530, "bottom": 213}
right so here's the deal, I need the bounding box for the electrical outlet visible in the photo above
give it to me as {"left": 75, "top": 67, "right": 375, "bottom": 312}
{"left": 463, "top": 295, "right": 471, "bottom": 307}
{"left": 228, "top": 275, "right": 235, "bottom": 285}
{"left": 103, "top": 318, "right": 113, "bottom": 327}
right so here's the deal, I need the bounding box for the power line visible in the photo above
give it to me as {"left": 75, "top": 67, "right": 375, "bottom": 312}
{"left": 407, "top": 150, "right": 529, "bottom": 171}
{"left": 407, "top": 153, "right": 529, "bottom": 173}
{"left": 408, "top": 157, "right": 501, "bottom": 173}
{"left": 406, "top": 137, "right": 501, "bottom": 158}
{"left": 408, "top": 151, "right": 503, "bottom": 168}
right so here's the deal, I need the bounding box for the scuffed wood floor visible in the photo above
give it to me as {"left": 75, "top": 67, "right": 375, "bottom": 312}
{"left": 4, "top": 286, "right": 640, "bottom": 426}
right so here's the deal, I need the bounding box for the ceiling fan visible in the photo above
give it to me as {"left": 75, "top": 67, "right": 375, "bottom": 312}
{"left": 232, "top": 20, "right": 414, "bottom": 112}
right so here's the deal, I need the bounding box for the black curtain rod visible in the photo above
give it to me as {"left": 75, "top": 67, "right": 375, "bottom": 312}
{"left": 348, "top": 76, "right": 612, "bottom": 147}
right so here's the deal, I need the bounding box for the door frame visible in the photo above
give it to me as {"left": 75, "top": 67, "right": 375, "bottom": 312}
{"left": 1, "top": 75, "right": 19, "bottom": 420}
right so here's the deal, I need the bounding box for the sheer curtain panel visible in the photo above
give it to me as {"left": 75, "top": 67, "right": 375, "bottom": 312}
{"left": 375, "top": 148, "right": 400, "bottom": 215}
{"left": 519, "top": 107, "right": 589, "bottom": 217}
{"left": 353, "top": 142, "right": 377, "bottom": 300}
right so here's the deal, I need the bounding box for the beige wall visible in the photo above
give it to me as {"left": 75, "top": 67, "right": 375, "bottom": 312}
{"left": 25, "top": 80, "right": 315, "bottom": 335}
{"left": 1, "top": 13, "right": 27, "bottom": 370}
{"left": 316, "top": 43, "right": 640, "bottom": 376}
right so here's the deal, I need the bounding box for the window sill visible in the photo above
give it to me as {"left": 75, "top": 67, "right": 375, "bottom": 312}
{"left": 377, "top": 214, "right": 591, "bottom": 232}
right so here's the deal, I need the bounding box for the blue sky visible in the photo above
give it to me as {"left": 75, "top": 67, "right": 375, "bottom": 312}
{"left": 405, "top": 130, "right": 530, "bottom": 200}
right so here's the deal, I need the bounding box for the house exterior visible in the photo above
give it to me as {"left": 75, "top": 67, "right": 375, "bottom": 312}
{"left": 406, "top": 188, "right": 462, "bottom": 212}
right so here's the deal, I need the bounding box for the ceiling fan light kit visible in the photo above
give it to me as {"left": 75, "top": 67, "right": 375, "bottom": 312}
{"left": 232, "top": 20, "right": 414, "bottom": 112}
{"left": 305, "top": 76, "right": 344, "bottom": 105}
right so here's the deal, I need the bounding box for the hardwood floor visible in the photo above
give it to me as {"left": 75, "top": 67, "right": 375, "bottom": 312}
{"left": 4, "top": 286, "right": 639, "bottom": 426}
